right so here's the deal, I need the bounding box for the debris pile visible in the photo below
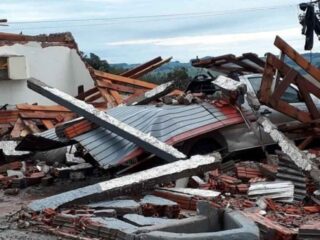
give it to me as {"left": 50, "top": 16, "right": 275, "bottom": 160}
{"left": 1, "top": 33, "right": 320, "bottom": 240}
{"left": 0, "top": 145, "right": 98, "bottom": 194}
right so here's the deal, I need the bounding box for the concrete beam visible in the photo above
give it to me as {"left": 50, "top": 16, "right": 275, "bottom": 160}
{"left": 28, "top": 154, "right": 221, "bottom": 212}
{"left": 27, "top": 78, "right": 186, "bottom": 163}
{"left": 258, "top": 117, "right": 314, "bottom": 171}
{"left": 258, "top": 117, "right": 320, "bottom": 184}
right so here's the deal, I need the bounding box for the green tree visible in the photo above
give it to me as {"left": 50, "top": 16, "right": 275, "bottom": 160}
{"left": 82, "top": 52, "right": 110, "bottom": 72}
{"left": 166, "top": 67, "right": 191, "bottom": 90}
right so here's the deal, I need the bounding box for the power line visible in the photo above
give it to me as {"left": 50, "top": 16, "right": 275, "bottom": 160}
{"left": 7, "top": 3, "right": 296, "bottom": 27}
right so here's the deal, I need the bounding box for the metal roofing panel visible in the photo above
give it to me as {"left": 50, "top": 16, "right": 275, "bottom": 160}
{"left": 28, "top": 103, "right": 243, "bottom": 169}
{"left": 73, "top": 104, "right": 238, "bottom": 169}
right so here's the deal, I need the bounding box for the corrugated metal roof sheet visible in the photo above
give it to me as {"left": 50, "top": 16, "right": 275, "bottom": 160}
{"left": 27, "top": 103, "right": 243, "bottom": 169}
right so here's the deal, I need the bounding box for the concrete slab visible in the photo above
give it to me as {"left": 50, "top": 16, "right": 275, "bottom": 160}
{"left": 28, "top": 154, "right": 221, "bottom": 211}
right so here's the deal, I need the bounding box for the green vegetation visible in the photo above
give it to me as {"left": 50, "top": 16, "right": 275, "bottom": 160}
{"left": 82, "top": 53, "right": 199, "bottom": 90}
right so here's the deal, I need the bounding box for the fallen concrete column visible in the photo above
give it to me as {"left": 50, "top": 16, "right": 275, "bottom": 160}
{"left": 28, "top": 153, "right": 221, "bottom": 212}
{"left": 27, "top": 78, "right": 186, "bottom": 163}
{"left": 258, "top": 117, "right": 320, "bottom": 184}
{"left": 126, "top": 81, "right": 175, "bottom": 106}
{"left": 258, "top": 117, "right": 314, "bottom": 171}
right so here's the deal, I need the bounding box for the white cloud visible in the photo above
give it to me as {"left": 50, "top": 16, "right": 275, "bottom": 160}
{"left": 106, "top": 28, "right": 301, "bottom": 47}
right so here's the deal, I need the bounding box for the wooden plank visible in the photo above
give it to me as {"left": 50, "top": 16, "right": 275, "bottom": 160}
{"left": 23, "top": 120, "right": 41, "bottom": 133}
{"left": 121, "top": 56, "right": 162, "bottom": 77}
{"left": 274, "top": 51, "right": 285, "bottom": 88}
{"left": 109, "top": 89, "right": 123, "bottom": 105}
{"left": 90, "top": 101, "right": 108, "bottom": 109}
{"left": 96, "top": 79, "right": 142, "bottom": 93}
{"left": 303, "top": 78, "right": 320, "bottom": 99}
{"left": 267, "top": 53, "right": 320, "bottom": 99}
{"left": 85, "top": 92, "right": 102, "bottom": 103}
{"left": 296, "top": 78, "right": 320, "bottom": 119}
{"left": 10, "top": 118, "right": 25, "bottom": 138}
{"left": 16, "top": 104, "right": 70, "bottom": 112}
{"left": 274, "top": 36, "right": 320, "bottom": 82}
{"left": 269, "top": 98, "right": 312, "bottom": 123}
{"left": 259, "top": 61, "right": 275, "bottom": 104}
{"left": 123, "top": 89, "right": 147, "bottom": 104}
{"left": 19, "top": 111, "right": 74, "bottom": 120}
{"left": 272, "top": 69, "right": 296, "bottom": 101}
{"left": 98, "top": 87, "right": 117, "bottom": 108}
{"left": 42, "top": 119, "right": 55, "bottom": 129}
{"left": 130, "top": 57, "right": 172, "bottom": 79}
{"left": 94, "top": 70, "right": 157, "bottom": 89}
{"left": 102, "top": 79, "right": 123, "bottom": 105}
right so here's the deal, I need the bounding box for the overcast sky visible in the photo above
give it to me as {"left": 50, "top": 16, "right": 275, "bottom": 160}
{"left": 0, "top": 0, "right": 314, "bottom": 63}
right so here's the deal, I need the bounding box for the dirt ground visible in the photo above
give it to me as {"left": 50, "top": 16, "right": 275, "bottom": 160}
{"left": 0, "top": 190, "right": 58, "bottom": 239}
{"left": 0, "top": 176, "right": 108, "bottom": 239}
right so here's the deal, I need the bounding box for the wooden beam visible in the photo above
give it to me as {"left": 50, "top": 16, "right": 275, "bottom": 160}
{"left": 269, "top": 98, "right": 312, "bottom": 123}
{"left": 94, "top": 70, "right": 157, "bottom": 89}
{"left": 19, "top": 111, "right": 74, "bottom": 120}
{"left": 10, "top": 118, "right": 26, "bottom": 138}
{"left": 121, "top": 56, "right": 162, "bottom": 77}
{"left": 272, "top": 69, "right": 297, "bottom": 101}
{"left": 97, "top": 87, "right": 117, "bottom": 107}
{"left": 42, "top": 120, "right": 55, "bottom": 129}
{"left": 96, "top": 79, "right": 141, "bottom": 93}
{"left": 259, "top": 60, "right": 275, "bottom": 103}
{"left": 16, "top": 104, "right": 70, "bottom": 112}
{"left": 274, "top": 36, "right": 320, "bottom": 82}
{"left": 296, "top": 78, "right": 320, "bottom": 119}
{"left": 130, "top": 57, "right": 172, "bottom": 79}
{"left": 23, "top": 120, "right": 41, "bottom": 133}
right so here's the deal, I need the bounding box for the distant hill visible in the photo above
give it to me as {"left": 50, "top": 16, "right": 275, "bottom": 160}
{"left": 111, "top": 52, "right": 320, "bottom": 79}
{"left": 111, "top": 61, "right": 200, "bottom": 76}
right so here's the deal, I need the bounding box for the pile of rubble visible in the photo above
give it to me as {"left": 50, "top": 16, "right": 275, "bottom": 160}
{"left": 0, "top": 34, "right": 320, "bottom": 240}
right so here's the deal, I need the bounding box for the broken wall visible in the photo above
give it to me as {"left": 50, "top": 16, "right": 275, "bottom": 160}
{"left": 0, "top": 42, "right": 94, "bottom": 105}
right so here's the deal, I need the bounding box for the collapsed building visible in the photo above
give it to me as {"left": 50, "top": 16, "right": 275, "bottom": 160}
{"left": 0, "top": 32, "right": 94, "bottom": 105}
{"left": 0, "top": 32, "right": 319, "bottom": 240}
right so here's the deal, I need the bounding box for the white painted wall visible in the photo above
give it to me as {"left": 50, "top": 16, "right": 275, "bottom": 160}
{"left": 0, "top": 42, "right": 94, "bottom": 105}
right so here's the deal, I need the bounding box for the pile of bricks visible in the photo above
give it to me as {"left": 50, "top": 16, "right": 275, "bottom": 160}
{"left": 0, "top": 161, "right": 49, "bottom": 192}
